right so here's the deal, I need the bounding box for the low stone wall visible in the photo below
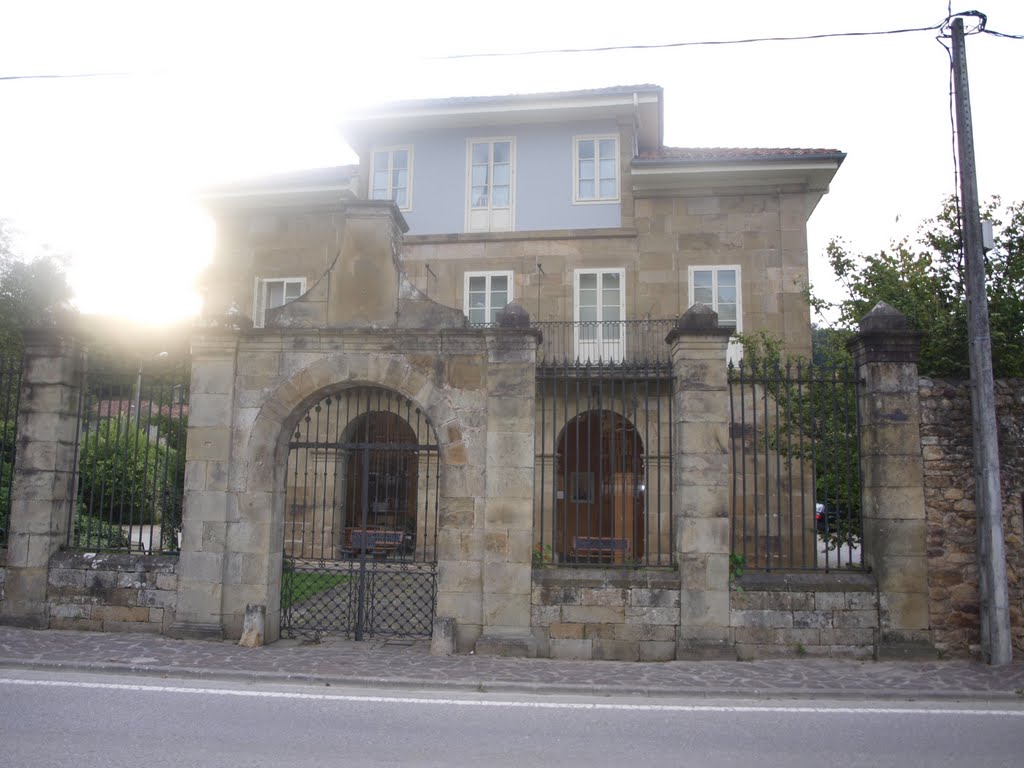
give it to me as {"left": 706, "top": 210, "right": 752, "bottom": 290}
{"left": 920, "top": 378, "right": 1024, "bottom": 656}
{"left": 730, "top": 573, "right": 878, "bottom": 659}
{"left": 44, "top": 551, "right": 178, "bottom": 633}
{"left": 531, "top": 569, "right": 680, "bottom": 661}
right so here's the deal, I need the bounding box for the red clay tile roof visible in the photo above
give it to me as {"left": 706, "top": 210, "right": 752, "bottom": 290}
{"left": 636, "top": 147, "right": 845, "bottom": 163}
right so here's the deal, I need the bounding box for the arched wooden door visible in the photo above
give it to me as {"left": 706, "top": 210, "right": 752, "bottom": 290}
{"left": 555, "top": 410, "right": 645, "bottom": 563}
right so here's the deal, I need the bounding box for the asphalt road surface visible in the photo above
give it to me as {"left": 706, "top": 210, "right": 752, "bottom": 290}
{"left": 1, "top": 670, "right": 1022, "bottom": 767}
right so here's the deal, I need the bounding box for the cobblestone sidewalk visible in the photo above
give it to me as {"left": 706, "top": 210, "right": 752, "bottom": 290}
{"left": 1, "top": 627, "right": 1023, "bottom": 701}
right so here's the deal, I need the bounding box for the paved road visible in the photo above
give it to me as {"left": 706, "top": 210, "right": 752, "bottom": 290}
{"left": 2, "top": 669, "right": 1023, "bottom": 768}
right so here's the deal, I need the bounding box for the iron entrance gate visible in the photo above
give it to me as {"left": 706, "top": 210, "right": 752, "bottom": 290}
{"left": 281, "top": 387, "right": 439, "bottom": 640}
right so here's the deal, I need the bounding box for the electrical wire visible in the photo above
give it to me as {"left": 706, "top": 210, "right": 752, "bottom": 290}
{"left": 434, "top": 20, "right": 951, "bottom": 60}
{"left": 983, "top": 29, "right": 1024, "bottom": 39}
{"left": 0, "top": 72, "right": 128, "bottom": 82}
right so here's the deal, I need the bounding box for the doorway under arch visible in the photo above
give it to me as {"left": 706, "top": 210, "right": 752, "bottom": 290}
{"left": 281, "top": 386, "right": 439, "bottom": 640}
{"left": 555, "top": 410, "right": 645, "bottom": 564}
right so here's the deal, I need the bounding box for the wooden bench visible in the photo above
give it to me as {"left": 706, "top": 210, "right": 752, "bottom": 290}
{"left": 346, "top": 529, "right": 405, "bottom": 558}
{"left": 571, "top": 536, "right": 630, "bottom": 564}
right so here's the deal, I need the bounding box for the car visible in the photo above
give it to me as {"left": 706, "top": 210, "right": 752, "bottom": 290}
{"left": 814, "top": 502, "right": 841, "bottom": 534}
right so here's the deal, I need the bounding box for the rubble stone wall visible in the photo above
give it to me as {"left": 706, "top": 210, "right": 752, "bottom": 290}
{"left": 920, "top": 378, "right": 1024, "bottom": 655}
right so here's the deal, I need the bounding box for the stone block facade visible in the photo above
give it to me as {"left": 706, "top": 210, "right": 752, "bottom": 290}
{"left": 42, "top": 551, "right": 177, "bottom": 633}
{"left": 920, "top": 377, "right": 1024, "bottom": 656}
{"left": 532, "top": 568, "right": 681, "bottom": 661}
{"left": 397, "top": 190, "right": 813, "bottom": 361}
{"left": 731, "top": 573, "right": 878, "bottom": 659}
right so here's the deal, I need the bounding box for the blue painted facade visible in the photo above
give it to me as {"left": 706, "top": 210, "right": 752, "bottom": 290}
{"left": 370, "top": 120, "right": 622, "bottom": 235}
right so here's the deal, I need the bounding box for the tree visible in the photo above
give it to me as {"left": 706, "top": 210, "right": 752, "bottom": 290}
{"left": 819, "top": 197, "right": 1024, "bottom": 378}
{"left": 0, "top": 218, "right": 74, "bottom": 353}
{"left": 735, "top": 329, "right": 861, "bottom": 553}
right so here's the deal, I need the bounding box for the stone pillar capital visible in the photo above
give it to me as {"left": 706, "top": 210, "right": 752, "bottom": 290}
{"left": 666, "top": 303, "right": 734, "bottom": 348}
{"left": 848, "top": 302, "right": 923, "bottom": 367}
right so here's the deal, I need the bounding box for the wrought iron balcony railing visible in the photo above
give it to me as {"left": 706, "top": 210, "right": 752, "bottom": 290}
{"left": 530, "top": 319, "right": 676, "bottom": 370}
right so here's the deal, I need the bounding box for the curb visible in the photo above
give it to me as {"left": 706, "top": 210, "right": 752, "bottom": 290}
{"left": 2, "top": 657, "right": 1022, "bottom": 703}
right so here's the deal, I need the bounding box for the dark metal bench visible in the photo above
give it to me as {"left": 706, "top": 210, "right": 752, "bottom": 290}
{"left": 571, "top": 536, "right": 630, "bottom": 563}
{"left": 346, "top": 529, "right": 405, "bottom": 558}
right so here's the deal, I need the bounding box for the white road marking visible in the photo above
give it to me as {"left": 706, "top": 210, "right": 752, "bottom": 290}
{"left": 2, "top": 677, "right": 1022, "bottom": 716}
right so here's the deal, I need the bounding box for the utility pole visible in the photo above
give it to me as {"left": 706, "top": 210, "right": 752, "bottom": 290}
{"left": 950, "top": 16, "right": 1012, "bottom": 665}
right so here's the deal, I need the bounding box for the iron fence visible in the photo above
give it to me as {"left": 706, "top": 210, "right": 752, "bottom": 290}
{"left": 535, "top": 360, "right": 674, "bottom": 568}
{"left": 531, "top": 319, "right": 676, "bottom": 370}
{"left": 729, "top": 358, "right": 862, "bottom": 571}
{"left": 70, "top": 352, "right": 190, "bottom": 553}
{"left": 0, "top": 350, "right": 23, "bottom": 548}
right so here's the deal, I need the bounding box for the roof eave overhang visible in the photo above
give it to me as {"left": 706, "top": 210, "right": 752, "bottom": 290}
{"left": 631, "top": 158, "right": 843, "bottom": 193}
{"left": 344, "top": 88, "right": 663, "bottom": 153}
{"left": 201, "top": 186, "right": 356, "bottom": 212}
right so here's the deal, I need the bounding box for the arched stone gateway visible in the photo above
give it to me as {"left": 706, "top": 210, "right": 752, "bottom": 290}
{"left": 281, "top": 386, "right": 440, "bottom": 640}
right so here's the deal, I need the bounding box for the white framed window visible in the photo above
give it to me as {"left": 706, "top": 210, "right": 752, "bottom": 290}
{"left": 254, "top": 277, "right": 305, "bottom": 328}
{"left": 464, "top": 270, "right": 513, "bottom": 326}
{"left": 370, "top": 146, "right": 412, "bottom": 210}
{"left": 573, "top": 268, "right": 625, "bottom": 363}
{"left": 689, "top": 265, "right": 742, "bottom": 363}
{"left": 573, "top": 135, "right": 619, "bottom": 203}
{"left": 466, "top": 138, "right": 514, "bottom": 232}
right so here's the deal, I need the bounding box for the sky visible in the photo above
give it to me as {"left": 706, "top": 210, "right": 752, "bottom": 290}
{"left": 1, "top": 0, "right": 1022, "bottom": 326}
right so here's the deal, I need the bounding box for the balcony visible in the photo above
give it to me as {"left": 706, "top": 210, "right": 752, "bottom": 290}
{"left": 531, "top": 319, "right": 676, "bottom": 375}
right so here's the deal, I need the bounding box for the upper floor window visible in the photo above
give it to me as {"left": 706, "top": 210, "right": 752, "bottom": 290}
{"left": 467, "top": 139, "right": 514, "bottom": 232}
{"left": 574, "top": 136, "right": 619, "bottom": 203}
{"left": 254, "top": 277, "right": 305, "bottom": 328}
{"left": 689, "top": 265, "right": 742, "bottom": 363}
{"left": 574, "top": 268, "right": 625, "bottom": 363}
{"left": 370, "top": 147, "right": 412, "bottom": 210}
{"left": 464, "top": 270, "right": 513, "bottom": 325}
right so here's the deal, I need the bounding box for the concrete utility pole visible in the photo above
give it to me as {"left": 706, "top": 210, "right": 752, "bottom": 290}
{"left": 950, "top": 16, "right": 1012, "bottom": 665}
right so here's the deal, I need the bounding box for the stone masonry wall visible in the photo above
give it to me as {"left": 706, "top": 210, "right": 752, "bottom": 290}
{"left": 531, "top": 569, "right": 680, "bottom": 661}
{"left": 920, "top": 378, "right": 1024, "bottom": 656}
{"left": 731, "top": 573, "right": 878, "bottom": 659}
{"left": 400, "top": 190, "right": 813, "bottom": 360}
{"left": 43, "top": 551, "right": 177, "bottom": 633}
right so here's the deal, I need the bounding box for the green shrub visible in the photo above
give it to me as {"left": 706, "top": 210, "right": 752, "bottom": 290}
{"left": 145, "top": 412, "right": 188, "bottom": 453}
{"left": 72, "top": 505, "right": 130, "bottom": 550}
{"left": 77, "top": 416, "right": 182, "bottom": 527}
{"left": 0, "top": 462, "right": 10, "bottom": 545}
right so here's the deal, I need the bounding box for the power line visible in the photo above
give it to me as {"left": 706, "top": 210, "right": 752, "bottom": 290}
{"left": 433, "top": 10, "right": 1022, "bottom": 61}
{"left": 0, "top": 72, "right": 129, "bottom": 82}
{"left": 983, "top": 29, "right": 1024, "bottom": 40}
{"left": 434, "top": 20, "right": 951, "bottom": 60}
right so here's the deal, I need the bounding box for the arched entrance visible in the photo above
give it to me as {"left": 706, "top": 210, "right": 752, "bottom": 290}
{"left": 281, "top": 386, "right": 439, "bottom": 640}
{"left": 555, "top": 410, "right": 645, "bottom": 563}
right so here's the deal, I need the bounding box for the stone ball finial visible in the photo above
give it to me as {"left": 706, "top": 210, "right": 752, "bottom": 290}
{"left": 858, "top": 301, "right": 911, "bottom": 333}
{"left": 495, "top": 302, "right": 531, "bottom": 329}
